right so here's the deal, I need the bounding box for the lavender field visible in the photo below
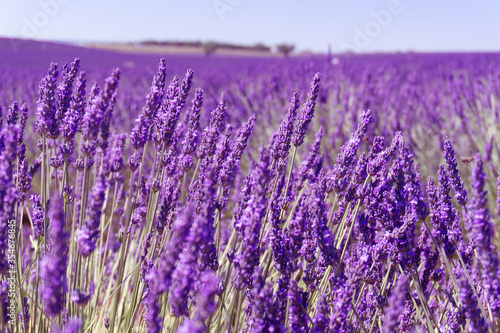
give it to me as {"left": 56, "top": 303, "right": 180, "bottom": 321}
{"left": 1, "top": 39, "right": 500, "bottom": 332}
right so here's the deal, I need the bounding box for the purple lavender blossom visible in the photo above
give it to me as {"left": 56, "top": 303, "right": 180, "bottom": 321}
{"left": 155, "top": 203, "right": 195, "bottom": 294}
{"left": 93, "top": 68, "right": 121, "bottom": 150}
{"left": 443, "top": 137, "right": 467, "bottom": 206}
{"left": 329, "top": 274, "right": 360, "bottom": 333}
{"left": 155, "top": 96, "right": 183, "bottom": 148}
{"left": 312, "top": 295, "right": 330, "bottom": 333}
{"left": 56, "top": 58, "right": 81, "bottom": 122}
{"left": 270, "top": 224, "right": 290, "bottom": 274}
{"left": 310, "top": 183, "right": 337, "bottom": 265}
{"left": 233, "top": 150, "right": 270, "bottom": 289}
{"left": 81, "top": 102, "right": 104, "bottom": 152}
{"left": 273, "top": 273, "right": 290, "bottom": 325}
{"left": 191, "top": 167, "right": 219, "bottom": 272}
{"left": 458, "top": 268, "right": 489, "bottom": 332}
{"left": 292, "top": 73, "right": 321, "bottom": 147}
{"left": 234, "top": 179, "right": 267, "bottom": 289}
{"left": 16, "top": 103, "right": 29, "bottom": 147}
{"left": 31, "top": 195, "right": 45, "bottom": 237}
{"left": 181, "top": 88, "right": 203, "bottom": 156}
{"left": 270, "top": 92, "right": 300, "bottom": 161}
{"left": 287, "top": 194, "right": 307, "bottom": 262}
{"left": 438, "top": 165, "right": 462, "bottom": 253}
{"left": 218, "top": 114, "right": 256, "bottom": 188}
{"left": 295, "top": 127, "right": 324, "bottom": 191}
{"left": 155, "top": 177, "right": 182, "bottom": 237}
{"left": 213, "top": 124, "right": 234, "bottom": 182}
{"left": 288, "top": 280, "right": 309, "bottom": 333}
{"left": 6, "top": 101, "right": 19, "bottom": 125}
{"left": 446, "top": 307, "right": 465, "bottom": 332}
{"left": 16, "top": 151, "right": 32, "bottom": 200}
{"left": 63, "top": 318, "right": 83, "bottom": 333}
{"left": 77, "top": 175, "right": 108, "bottom": 257}
{"left": 177, "top": 271, "right": 219, "bottom": 333}
{"left": 72, "top": 71, "right": 87, "bottom": 124}
{"left": 145, "top": 268, "right": 163, "bottom": 333}
{"left": 130, "top": 59, "right": 166, "bottom": 149}
{"left": 40, "top": 194, "right": 68, "bottom": 317}
{"left": 326, "top": 110, "right": 372, "bottom": 194}
{"left": 383, "top": 274, "right": 408, "bottom": 332}
{"left": 81, "top": 69, "right": 120, "bottom": 152}
{"left": 177, "top": 68, "right": 194, "bottom": 110}
{"left": 170, "top": 201, "right": 217, "bottom": 316}
{"left": 0, "top": 125, "right": 19, "bottom": 273}
{"left": 366, "top": 132, "right": 402, "bottom": 176}
{"left": 36, "top": 63, "right": 60, "bottom": 139}
{"left": 60, "top": 71, "right": 86, "bottom": 157}
{"left": 469, "top": 155, "right": 500, "bottom": 318}
{"left": 163, "top": 75, "right": 179, "bottom": 108}
{"left": 108, "top": 134, "right": 127, "bottom": 173}
{"left": 152, "top": 74, "right": 183, "bottom": 148}
{"left": 53, "top": 317, "right": 83, "bottom": 333}
{"left": 246, "top": 268, "right": 282, "bottom": 332}
{"left": 87, "top": 81, "right": 100, "bottom": 107}
{"left": 197, "top": 95, "right": 226, "bottom": 160}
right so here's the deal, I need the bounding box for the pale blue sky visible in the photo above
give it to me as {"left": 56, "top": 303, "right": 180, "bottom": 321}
{"left": 0, "top": 0, "right": 499, "bottom": 53}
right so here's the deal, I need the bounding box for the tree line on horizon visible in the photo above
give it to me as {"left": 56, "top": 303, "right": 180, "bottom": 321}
{"left": 140, "top": 40, "right": 295, "bottom": 56}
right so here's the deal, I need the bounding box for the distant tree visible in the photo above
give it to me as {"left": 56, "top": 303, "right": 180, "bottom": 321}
{"left": 203, "top": 42, "right": 219, "bottom": 56}
{"left": 276, "top": 43, "right": 295, "bottom": 57}
{"left": 253, "top": 43, "right": 270, "bottom": 52}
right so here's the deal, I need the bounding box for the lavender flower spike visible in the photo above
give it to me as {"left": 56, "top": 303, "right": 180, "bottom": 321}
{"left": 443, "top": 137, "right": 467, "bottom": 206}
{"left": 177, "top": 271, "right": 219, "bottom": 333}
{"left": 469, "top": 155, "right": 500, "bottom": 318}
{"left": 458, "top": 268, "right": 489, "bottom": 332}
{"left": 31, "top": 195, "right": 45, "bottom": 237}
{"left": 288, "top": 280, "right": 309, "bottom": 333}
{"left": 130, "top": 59, "right": 166, "bottom": 149}
{"left": 295, "top": 127, "right": 324, "bottom": 191}
{"left": 219, "top": 114, "right": 256, "bottom": 188}
{"left": 0, "top": 125, "right": 19, "bottom": 274}
{"left": 40, "top": 194, "right": 68, "bottom": 317}
{"left": 270, "top": 92, "right": 300, "bottom": 161}
{"left": 326, "top": 110, "right": 373, "bottom": 194}
{"left": 77, "top": 175, "right": 108, "bottom": 257}
{"left": 197, "top": 95, "right": 226, "bottom": 160}
{"left": 61, "top": 71, "right": 86, "bottom": 145}
{"left": 177, "top": 68, "right": 194, "bottom": 110}
{"left": 383, "top": 274, "right": 409, "bottom": 332}
{"left": 155, "top": 204, "right": 196, "bottom": 294}
{"left": 99, "top": 68, "right": 121, "bottom": 149}
{"left": 292, "top": 72, "right": 321, "bottom": 147}
{"left": 56, "top": 58, "right": 81, "bottom": 122}
{"left": 181, "top": 88, "right": 203, "bottom": 156}
{"left": 36, "top": 63, "right": 60, "bottom": 139}
{"left": 6, "top": 101, "right": 19, "bottom": 125}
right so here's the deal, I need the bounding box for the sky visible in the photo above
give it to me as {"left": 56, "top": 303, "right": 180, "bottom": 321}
{"left": 0, "top": 0, "right": 499, "bottom": 53}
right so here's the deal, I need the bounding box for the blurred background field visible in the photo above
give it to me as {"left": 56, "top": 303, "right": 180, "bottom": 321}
{"left": 2, "top": 38, "right": 500, "bottom": 202}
